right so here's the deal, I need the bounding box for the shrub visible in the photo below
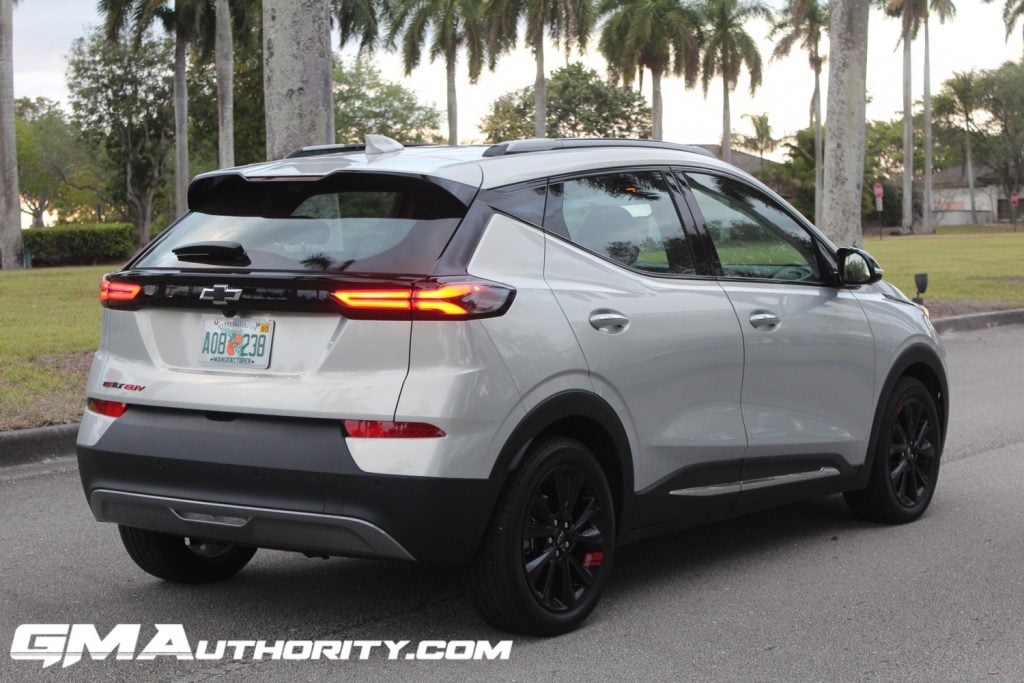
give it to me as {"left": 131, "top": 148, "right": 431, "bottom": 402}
{"left": 21, "top": 223, "right": 136, "bottom": 267}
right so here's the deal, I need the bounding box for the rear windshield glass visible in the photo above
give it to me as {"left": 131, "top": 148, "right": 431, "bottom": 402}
{"left": 135, "top": 174, "right": 468, "bottom": 273}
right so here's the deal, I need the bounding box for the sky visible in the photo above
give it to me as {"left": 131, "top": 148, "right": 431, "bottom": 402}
{"left": 9, "top": 0, "right": 1024, "bottom": 150}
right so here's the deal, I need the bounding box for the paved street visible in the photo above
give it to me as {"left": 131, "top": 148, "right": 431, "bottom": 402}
{"left": 2, "top": 325, "right": 1023, "bottom": 681}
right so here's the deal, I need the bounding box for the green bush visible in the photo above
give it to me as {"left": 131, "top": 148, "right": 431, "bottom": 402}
{"left": 21, "top": 223, "right": 136, "bottom": 266}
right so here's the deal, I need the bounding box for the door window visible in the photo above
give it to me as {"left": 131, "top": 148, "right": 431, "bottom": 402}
{"left": 549, "top": 170, "right": 696, "bottom": 275}
{"left": 684, "top": 173, "right": 822, "bottom": 283}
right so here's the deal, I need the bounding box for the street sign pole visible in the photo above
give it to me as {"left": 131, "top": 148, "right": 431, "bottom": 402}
{"left": 1012, "top": 190, "right": 1019, "bottom": 232}
{"left": 873, "top": 183, "right": 884, "bottom": 240}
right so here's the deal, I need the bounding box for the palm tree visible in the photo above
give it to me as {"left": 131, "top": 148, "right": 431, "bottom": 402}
{"left": 983, "top": 0, "right": 1024, "bottom": 59}
{"left": 487, "top": 0, "right": 596, "bottom": 138}
{"left": 698, "top": 0, "right": 772, "bottom": 163}
{"left": 598, "top": 0, "right": 702, "bottom": 141}
{"left": 388, "top": 0, "right": 487, "bottom": 145}
{"left": 885, "top": 0, "right": 924, "bottom": 233}
{"left": 935, "top": 71, "right": 980, "bottom": 224}
{"left": 334, "top": 0, "right": 385, "bottom": 54}
{"left": 771, "top": 0, "right": 828, "bottom": 223}
{"left": 821, "top": 0, "right": 870, "bottom": 246}
{"left": 99, "top": 0, "right": 208, "bottom": 218}
{"left": 214, "top": 0, "right": 234, "bottom": 168}
{"left": 733, "top": 112, "right": 778, "bottom": 160}
{"left": 263, "top": 0, "right": 335, "bottom": 158}
{"left": 921, "top": 0, "right": 955, "bottom": 233}
{"left": 0, "top": 0, "right": 20, "bottom": 268}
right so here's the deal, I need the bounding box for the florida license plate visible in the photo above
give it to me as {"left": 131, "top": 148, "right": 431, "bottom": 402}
{"left": 198, "top": 318, "right": 275, "bottom": 369}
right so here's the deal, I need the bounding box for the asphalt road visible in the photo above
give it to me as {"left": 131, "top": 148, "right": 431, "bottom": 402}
{"left": 2, "top": 325, "right": 1024, "bottom": 682}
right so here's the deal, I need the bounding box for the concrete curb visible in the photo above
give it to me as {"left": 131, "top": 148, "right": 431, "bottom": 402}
{"left": 933, "top": 308, "right": 1024, "bottom": 335}
{"left": 0, "top": 424, "right": 78, "bottom": 468}
{"left": 0, "top": 308, "right": 1022, "bottom": 470}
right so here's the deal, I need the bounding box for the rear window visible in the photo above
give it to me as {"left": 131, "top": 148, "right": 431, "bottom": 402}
{"left": 135, "top": 174, "right": 468, "bottom": 273}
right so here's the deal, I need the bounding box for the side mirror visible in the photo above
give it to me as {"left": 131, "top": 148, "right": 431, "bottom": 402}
{"left": 836, "top": 247, "right": 884, "bottom": 286}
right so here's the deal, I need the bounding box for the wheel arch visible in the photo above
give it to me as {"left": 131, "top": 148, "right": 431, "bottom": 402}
{"left": 857, "top": 343, "right": 949, "bottom": 488}
{"left": 490, "top": 391, "right": 635, "bottom": 539}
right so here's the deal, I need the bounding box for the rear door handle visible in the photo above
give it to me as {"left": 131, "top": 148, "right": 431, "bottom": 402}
{"left": 589, "top": 311, "right": 630, "bottom": 333}
{"left": 749, "top": 311, "right": 780, "bottom": 330}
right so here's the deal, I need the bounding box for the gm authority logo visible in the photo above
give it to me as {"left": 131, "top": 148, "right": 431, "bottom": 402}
{"left": 10, "top": 625, "right": 513, "bottom": 668}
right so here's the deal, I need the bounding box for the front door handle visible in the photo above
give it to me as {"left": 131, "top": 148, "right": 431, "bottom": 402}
{"left": 749, "top": 311, "right": 781, "bottom": 330}
{"left": 589, "top": 310, "right": 630, "bottom": 333}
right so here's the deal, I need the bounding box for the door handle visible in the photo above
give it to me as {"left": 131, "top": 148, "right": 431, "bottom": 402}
{"left": 749, "top": 311, "right": 780, "bottom": 330}
{"left": 589, "top": 311, "right": 630, "bottom": 333}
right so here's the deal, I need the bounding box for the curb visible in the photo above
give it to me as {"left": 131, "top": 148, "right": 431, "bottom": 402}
{"left": 933, "top": 308, "right": 1024, "bottom": 335}
{"left": 1, "top": 309, "right": 1022, "bottom": 470}
{"left": 0, "top": 424, "right": 78, "bottom": 468}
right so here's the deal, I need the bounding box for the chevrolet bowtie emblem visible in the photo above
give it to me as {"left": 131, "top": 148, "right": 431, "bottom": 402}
{"left": 199, "top": 284, "right": 243, "bottom": 305}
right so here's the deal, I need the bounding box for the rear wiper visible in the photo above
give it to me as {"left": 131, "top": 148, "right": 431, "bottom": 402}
{"left": 172, "top": 241, "right": 251, "bottom": 266}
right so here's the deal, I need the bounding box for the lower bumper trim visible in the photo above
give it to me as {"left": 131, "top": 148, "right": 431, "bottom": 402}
{"left": 89, "top": 489, "right": 415, "bottom": 561}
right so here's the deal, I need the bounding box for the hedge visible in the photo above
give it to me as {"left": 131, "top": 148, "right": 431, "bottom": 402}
{"left": 21, "top": 223, "right": 136, "bottom": 267}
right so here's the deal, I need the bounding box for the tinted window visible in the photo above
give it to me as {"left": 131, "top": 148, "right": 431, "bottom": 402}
{"left": 685, "top": 173, "right": 821, "bottom": 283}
{"left": 135, "top": 175, "right": 466, "bottom": 274}
{"left": 484, "top": 183, "right": 547, "bottom": 226}
{"left": 550, "top": 171, "right": 695, "bottom": 275}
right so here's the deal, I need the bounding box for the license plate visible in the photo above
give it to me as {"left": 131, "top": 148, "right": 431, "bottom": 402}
{"left": 198, "top": 318, "right": 275, "bottom": 369}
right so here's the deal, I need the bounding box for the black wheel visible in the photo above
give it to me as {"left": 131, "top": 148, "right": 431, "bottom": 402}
{"left": 118, "top": 526, "right": 257, "bottom": 584}
{"left": 468, "top": 437, "right": 615, "bottom": 636}
{"left": 845, "top": 377, "right": 942, "bottom": 524}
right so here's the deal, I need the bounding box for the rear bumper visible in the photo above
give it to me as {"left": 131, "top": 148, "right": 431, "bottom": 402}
{"left": 77, "top": 406, "right": 501, "bottom": 565}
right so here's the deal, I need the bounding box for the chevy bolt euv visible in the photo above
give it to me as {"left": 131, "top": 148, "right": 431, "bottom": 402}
{"left": 79, "top": 137, "right": 949, "bottom": 635}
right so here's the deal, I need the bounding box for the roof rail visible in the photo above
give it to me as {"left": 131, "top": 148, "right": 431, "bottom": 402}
{"left": 482, "top": 138, "right": 717, "bottom": 158}
{"left": 285, "top": 134, "right": 409, "bottom": 159}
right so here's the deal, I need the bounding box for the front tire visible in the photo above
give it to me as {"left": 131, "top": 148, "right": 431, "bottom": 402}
{"left": 119, "top": 526, "right": 257, "bottom": 584}
{"left": 845, "top": 377, "right": 942, "bottom": 524}
{"left": 468, "top": 437, "right": 615, "bottom": 636}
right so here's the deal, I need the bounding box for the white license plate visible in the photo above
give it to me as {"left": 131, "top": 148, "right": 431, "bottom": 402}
{"left": 198, "top": 318, "right": 275, "bottom": 369}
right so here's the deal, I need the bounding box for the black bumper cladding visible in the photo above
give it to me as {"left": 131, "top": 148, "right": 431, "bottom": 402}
{"left": 77, "top": 407, "right": 500, "bottom": 565}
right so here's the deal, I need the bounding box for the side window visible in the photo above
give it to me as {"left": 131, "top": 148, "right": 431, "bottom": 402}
{"left": 684, "top": 173, "right": 822, "bottom": 283}
{"left": 549, "top": 170, "right": 695, "bottom": 275}
{"left": 484, "top": 183, "right": 547, "bottom": 227}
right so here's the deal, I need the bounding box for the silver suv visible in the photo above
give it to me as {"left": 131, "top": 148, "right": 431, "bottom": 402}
{"left": 78, "top": 137, "right": 949, "bottom": 635}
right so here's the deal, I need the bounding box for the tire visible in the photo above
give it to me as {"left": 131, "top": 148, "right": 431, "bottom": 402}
{"left": 845, "top": 377, "right": 942, "bottom": 524}
{"left": 467, "top": 436, "right": 616, "bottom": 636}
{"left": 118, "top": 526, "right": 257, "bottom": 584}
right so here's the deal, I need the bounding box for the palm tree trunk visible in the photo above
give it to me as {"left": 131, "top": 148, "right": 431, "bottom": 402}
{"left": 651, "top": 68, "right": 663, "bottom": 141}
{"left": 215, "top": 0, "right": 235, "bottom": 169}
{"left": 820, "top": 0, "right": 870, "bottom": 247}
{"left": 922, "top": 15, "right": 934, "bottom": 234}
{"left": 263, "top": 0, "right": 336, "bottom": 160}
{"left": 966, "top": 131, "right": 978, "bottom": 224}
{"left": 533, "top": 31, "right": 546, "bottom": 138}
{"left": 813, "top": 65, "right": 823, "bottom": 225}
{"left": 901, "top": 32, "right": 913, "bottom": 234}
{"left": 173, "top": 20, "right": 190, "bottom": 220}
{"left": 721, "top": 75, "right": 731, "bottom": 163}
{"left": 0, "top": 0, "right": 20, "bottom": 269}
{"left": 446, "top": 47, "right": 458, "bottom": 146}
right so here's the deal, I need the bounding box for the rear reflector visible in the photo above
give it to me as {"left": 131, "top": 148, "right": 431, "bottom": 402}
{"left": 87, "top": 398, "right": 128, "bottom": 418}
{"left": 343, "top": 420, "right": 446, "bottom": 438}
{"left": 100, "top": 276, "right": 141, "bottom": 304}
{"left": 331, "top": 278, "right": 514, "bottom": 320}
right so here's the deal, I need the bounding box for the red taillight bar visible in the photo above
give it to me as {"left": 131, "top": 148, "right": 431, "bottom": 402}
{"left": 99, "top": 276, "right": 141, "bottom": 305}
{"left": 87, "top": 398, "right": 128, "bottom": 418}
{"left": 343, "top": 420, "right": 446, "bottom": 438}
{"left": 330, "top": 278, "right": 514, "bottom": 320}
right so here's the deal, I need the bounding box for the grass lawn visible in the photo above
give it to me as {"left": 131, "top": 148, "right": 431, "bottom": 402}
{"left": 0, "top": 265, "right": 111, "bottom": 430}
{"left": 1, "top": 226, "right": 1021, "bottom": 431}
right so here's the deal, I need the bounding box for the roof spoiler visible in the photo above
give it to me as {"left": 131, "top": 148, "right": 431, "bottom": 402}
{"left": 285, "top": 134, "right": 407, "bottom": 159}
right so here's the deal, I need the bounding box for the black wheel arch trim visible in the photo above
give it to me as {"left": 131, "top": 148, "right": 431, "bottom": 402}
{"left": 490, "top": 390, "right": 636, "bottom": 539}
{"left": 858, "top": 343, "right": 949, "bottom": 488}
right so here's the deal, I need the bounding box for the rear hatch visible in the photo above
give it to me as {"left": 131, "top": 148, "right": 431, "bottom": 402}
{"left": 90, "top": 171, "right": 476, "bottom": 420}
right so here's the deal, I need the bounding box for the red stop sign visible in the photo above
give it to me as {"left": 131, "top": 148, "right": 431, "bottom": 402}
{"left": 1013, "top": 191, "right": 1020, "bottom": 207}
{"left": 873, "top": 183, "right": 884, "bottom": 199}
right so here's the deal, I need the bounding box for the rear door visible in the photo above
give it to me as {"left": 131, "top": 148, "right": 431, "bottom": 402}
{"left": 678, "top": 170, "right": 876, "bottom": 492}
{"left": 541, "top": 168, "right": 747, "bottom": 528}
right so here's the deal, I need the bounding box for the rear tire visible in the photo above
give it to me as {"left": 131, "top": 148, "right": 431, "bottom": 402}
{"left": 845, "top": 377, "right": 942, "bottom": 524}
{"left": 468, "top": 436, "right": 615, "bottom": 636}
{"left": 119, "top": 526, "right": 256, "bottom": 584}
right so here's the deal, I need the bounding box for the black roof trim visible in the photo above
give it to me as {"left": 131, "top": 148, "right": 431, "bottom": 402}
{"left": 482, "top": 138, "right": 717, "bottom": 158}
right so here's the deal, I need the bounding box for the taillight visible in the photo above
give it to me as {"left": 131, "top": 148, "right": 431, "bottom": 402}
{"left": 87, "top": 398, "right": 128, "bottom": 418}
{"left": 343, "top": 420, "right": 447, "bottom": 438}
{"left": 330, "top": 278, "right": 515, "bottom": 320}
{"left": 99, "top": 276, "right": 141, "bottom": 305}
